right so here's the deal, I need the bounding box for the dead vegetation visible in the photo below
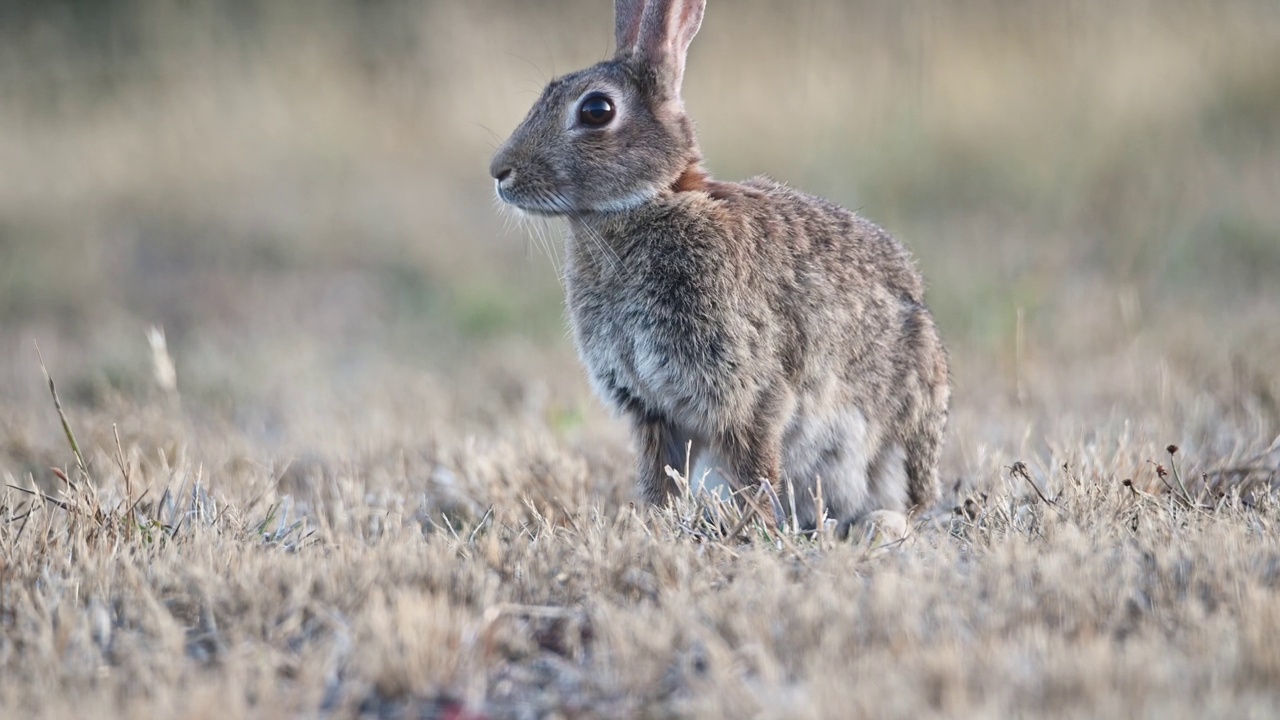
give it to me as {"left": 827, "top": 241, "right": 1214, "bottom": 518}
{"left": 2, "top": 357, "right": 1279, "bottom": 718}
{"left": 2, "top": 1, "right": 1280, "bottom": 717}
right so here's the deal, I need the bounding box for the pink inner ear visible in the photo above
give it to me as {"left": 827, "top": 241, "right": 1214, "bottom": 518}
{"left": 632, "top": 0, "right": 704, "bottom": 88}
{"left": 676, "top": 3, "right": 701, "bottom": 46}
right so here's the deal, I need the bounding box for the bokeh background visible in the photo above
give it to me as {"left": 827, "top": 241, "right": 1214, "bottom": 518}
{"left": 2, "top": 0, "right": 1278, "bottom": 486}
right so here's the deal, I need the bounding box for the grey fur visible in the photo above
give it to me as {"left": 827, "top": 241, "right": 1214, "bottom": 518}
{"left": 489, "top": 0, "right": 949, "bottom": 528}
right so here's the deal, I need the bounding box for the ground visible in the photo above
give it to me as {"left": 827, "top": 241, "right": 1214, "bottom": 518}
{"left": 1, "top": 1, "right": 1279, "bottom": 718}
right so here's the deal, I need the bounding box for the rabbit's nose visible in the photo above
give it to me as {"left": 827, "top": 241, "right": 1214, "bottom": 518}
{"left": 490, "top": 163, "right": 514, "bottom": 184}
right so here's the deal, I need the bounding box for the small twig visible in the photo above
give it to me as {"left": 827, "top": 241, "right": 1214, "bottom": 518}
{"left": 684, "top": 440, "right": 693, "bottom": 489}
{"left": 758, "top": 480, "right": 785, "bottom": 528}
{"left": 1151, "top": 461, "right": 1177, "bottom": 495}
{"left": 725, "top": 484, "right": 767, "bottom": 540}
{"left": 440, "top": 511, "right": 462, "bottom": 542}
{"left": 813, "top": 474, "right": 827, "bottom": 534}
{"left": 1166, "top": 445, "right": 1196, "bottom": 508}
{"left": 6, "top": 483, "right": 71, "bottom": 512}
{"left": 666, "top": 463, "right": 691, "bottom": 500}
{"left": 127, "top": 487, "right": 150, "bottom": 518}
{"left": 13, "top": 502, "right": 38, "bottom": 547}
{"left": 1009, "top": 461, "right": 1065, "bottom": 516}
{"left": 468, "top": 505, "right": 495, "bottom": 545}
{"left": 3, "top": 507, "right": 37, "bottom": 525}
{"left": 785, "top": 477, "right": 799, "bottom": 537}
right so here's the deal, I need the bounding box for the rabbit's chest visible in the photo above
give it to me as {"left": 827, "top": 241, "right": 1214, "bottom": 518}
{"left": 569, "top": 283, "right": 712, "bottom": 426}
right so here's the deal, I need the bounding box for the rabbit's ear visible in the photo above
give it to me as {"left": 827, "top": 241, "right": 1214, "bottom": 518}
{"left": 616, "top": 0, "right": 705, "bottom": 95}
{"left": 615, "top": 0, "right": 648, "bottom": 53}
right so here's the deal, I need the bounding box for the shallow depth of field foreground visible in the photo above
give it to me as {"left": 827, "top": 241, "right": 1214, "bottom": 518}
{"left": 2, "top": 1, "right": 1280, "bottom": 718}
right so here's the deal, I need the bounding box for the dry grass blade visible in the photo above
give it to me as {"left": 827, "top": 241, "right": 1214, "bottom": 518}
{"left": 723, "top": 484, "right": 766, "bottom": 541}
{"left": 34, "top": 343, "right": 87, "bottom": 485}
{"left": 468, "top": 505, "right": 495, "bottom": 545}
{"left": 1165, "top": 445, "right": 1198, "bottom": 507}
{"left": 5, "top": 483, "right": 71, "bottom": 512}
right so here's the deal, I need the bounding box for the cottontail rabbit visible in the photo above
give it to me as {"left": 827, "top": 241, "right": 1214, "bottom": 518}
{"left": 489, "top": 0, "right": 949, "bottom": 530}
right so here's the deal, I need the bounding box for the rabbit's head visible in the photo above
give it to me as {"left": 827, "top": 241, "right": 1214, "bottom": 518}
{"left": 490, "top": 0, "right": 706, "bottom": 216}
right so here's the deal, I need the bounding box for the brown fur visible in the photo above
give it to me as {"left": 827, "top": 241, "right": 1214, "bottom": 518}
{"left": 671, "top": 164, "right": 708, "bottom": 193}
{"left": 489, "top": 0, "right": 950, "bottom": 528}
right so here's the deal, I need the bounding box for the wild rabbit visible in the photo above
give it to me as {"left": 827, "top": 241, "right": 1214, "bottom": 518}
{"left": 489, "top": 0, "right": 949, "bottom": 531}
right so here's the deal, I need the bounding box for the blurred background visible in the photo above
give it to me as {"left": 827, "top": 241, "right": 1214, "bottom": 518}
{"left": 1, "top": 0, "right": 1278, "bottom": 490}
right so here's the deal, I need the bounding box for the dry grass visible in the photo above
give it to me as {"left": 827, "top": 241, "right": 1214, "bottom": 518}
{"left": 2, "top": 1, "right": 1280, "bottom": 717}
{"left": 3, "top": 352, "right": 1280, "bottom": 719}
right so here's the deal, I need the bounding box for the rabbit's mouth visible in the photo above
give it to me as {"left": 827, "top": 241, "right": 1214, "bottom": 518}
{"left": 496, "top": 194, "right": 569, "bottom": 218}
{"left": 497, "top": 183, "right": 658, "bottom": 218}
{"left": 494, "top": 183, "right": 578, "bottom": 217}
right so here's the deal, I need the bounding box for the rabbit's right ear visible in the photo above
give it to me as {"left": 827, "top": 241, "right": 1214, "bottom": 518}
{"left": 615, "top": 0, "right": 705, "bottom": 96}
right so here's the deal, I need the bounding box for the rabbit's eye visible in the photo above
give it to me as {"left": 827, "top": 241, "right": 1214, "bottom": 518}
{"left": 577, "top": 95, "right": 615, "bottom": 127}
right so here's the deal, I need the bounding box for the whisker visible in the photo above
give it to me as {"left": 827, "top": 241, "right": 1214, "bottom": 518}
{"left": 494, "top": 188, "right": 625, "bottom": 280}
{"left": 503, "top": 192, "right": 565, "bottom": 288}
{"left": 554, "top": 193, "right": 622, "bottom": 275}
{"left": 474, "top": 122, "right": 504, "bottom": 150}
{"left": 534, "top": 219, "right": 565, "bottom": 289}
{"left": 528, "top": 214, "right": 550, "bottom": 264}
{"left": 544, "top": 217, "right": 564, "bottom": 275}
{"left": 506, "top": 52, "right": 550, "bottom": 85}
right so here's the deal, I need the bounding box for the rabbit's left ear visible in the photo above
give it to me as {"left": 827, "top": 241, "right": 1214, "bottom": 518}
{"left": 615, "top": 0, "right": 705, "bottom": 96}
{"left": 615, "top": 0, "right": 648, "bottom": 53}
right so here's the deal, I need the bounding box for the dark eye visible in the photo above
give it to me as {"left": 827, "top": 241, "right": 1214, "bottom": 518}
{"left": 578, "top": 94, "right": 615, "bottom": 127}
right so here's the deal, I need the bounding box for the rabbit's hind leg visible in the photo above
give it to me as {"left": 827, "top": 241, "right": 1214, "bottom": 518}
{"left": 901, "top": 354, "right": 948, "bottom": 510}
{"left": 900, "top": 307, "right": 950, "bottom": 510}
{"left": 903, "top": 415, "right": 944, "bottom": 510}
{"left": 866, "top": 441, "right": 910, "bottom": 512}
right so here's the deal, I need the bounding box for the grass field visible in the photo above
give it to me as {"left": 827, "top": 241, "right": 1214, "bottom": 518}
{"left": 2, "top": 1, "right": 1280, "bottom": 717}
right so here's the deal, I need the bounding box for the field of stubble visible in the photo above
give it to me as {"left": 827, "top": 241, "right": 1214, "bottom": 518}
{"left": 2, "top": 1, "right": 1279, "bottom": 718}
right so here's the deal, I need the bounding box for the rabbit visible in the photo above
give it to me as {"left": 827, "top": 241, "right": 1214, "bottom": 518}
{"left": 488, "top": 0, "right": 949, "bottom": 531}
